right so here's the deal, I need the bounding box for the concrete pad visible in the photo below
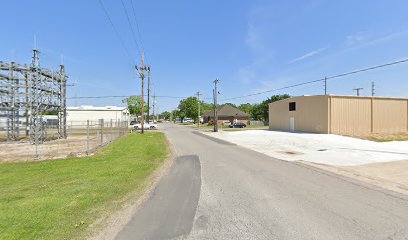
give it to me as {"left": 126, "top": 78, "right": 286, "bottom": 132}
{"left": 203, "top": 130, "right": 408, "bottom": 166}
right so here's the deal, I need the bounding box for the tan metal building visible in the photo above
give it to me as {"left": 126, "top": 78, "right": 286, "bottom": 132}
{"left": 268, "top": 95, "right": 408, "bottom": 135}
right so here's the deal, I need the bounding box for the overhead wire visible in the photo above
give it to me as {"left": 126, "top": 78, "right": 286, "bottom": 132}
{"left": 221, "top": 57, "right": 408, "bottom": 101}
{"left": 68, "top": 95, "right": 202, "bottom": 99}
{"left": 68, "top": 57, "right": 408, "bottom": 101}
{"left": 130, "top": 0, "right": 151, "bottom": 66}
{"left": 130, "top": 0, "right": 145, "bottom": 52}
{"left": 120, "top": 0, "right": 142, "bottom": 58}
{"left": 98, "top": 0, "right": 135, "bottom": 65}
{"left": 68, "top": 94, "right": 213, "bottom": 100}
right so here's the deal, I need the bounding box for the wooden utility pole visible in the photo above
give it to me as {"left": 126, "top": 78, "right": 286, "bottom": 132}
{"left": 196, "top": 91, "right": 202, "bottom": 129}
{"left": 147, "top": 65, "right": 151, "bottom": 123}
{"left": 324, "top": 76, "right": 327, "bottom": 95}
{"left": 135, "top": 52, "right": 146, "bottom": 134}
{"left": 153, "top": 92, "right": 156, "bottom": 123}
{"left": 213, "top": 79, "right": 219, "bottom": 132}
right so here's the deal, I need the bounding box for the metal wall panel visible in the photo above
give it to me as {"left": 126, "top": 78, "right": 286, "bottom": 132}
{"left": 269, "top": 98, "right": 290, "bottom": 131}
{"left": 330, "top": 97, "right": 371, "bottom": 135}
{"left": 269, "top": 96, "right": 328, "bottom": 133}
{"left": 373, "top": 99, "right": 407, "bottom": 133}
{"left": 269, "top": 95, "right": 407, "bottom": 135}
{"left": 294, "top": 96, "right": 329, "bottom": 133}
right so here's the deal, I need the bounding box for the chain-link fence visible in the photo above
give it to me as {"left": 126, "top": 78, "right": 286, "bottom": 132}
{"left": 0, "top": 119, "right": 129, "bottom": 162}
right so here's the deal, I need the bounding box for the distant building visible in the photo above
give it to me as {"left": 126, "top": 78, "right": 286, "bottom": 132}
{"left": 203, "top": 105, "right": 249, "bottom": 126}
{"left": 67, "top": 106, "right": 130, "bottom": 126}
{"left": 269, "top": 95, "right": 408, "bottom": 135}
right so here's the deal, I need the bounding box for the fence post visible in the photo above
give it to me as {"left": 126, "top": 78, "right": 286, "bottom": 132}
{"left": 100, "top": 119, "right": 104, "bottom": 146}
{"left": 110, "top": 119, "right": 113, "bottom": 142}
{"left": 86, "top": 120, "right": 90, "bottom": 155}
{"left": 118, "top": 121, "right": 123, "bottom": 137}
{"left": 119, "top": 121, "right": 122, "bottom": 137}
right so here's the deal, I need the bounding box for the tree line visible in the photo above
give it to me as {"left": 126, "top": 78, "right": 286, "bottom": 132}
{"left": 124, "top": 94, "right": 291, "bottom": 123}
{"left": 159, "top": 94, "right": 290, "bottom": 123}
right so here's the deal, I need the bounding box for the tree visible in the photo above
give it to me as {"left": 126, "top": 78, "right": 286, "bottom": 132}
{"left": 201, "top": 101, "right": 214, "bottom": 113}
{"left": 160, "top": 111, "right": 171, "bottom": 120}
{"left": 123, "top": 96, "right": 148, "bottom": 116}
{"left": 238, "top": 103, "right": 253, "bottom": 115}
{"left": 42, "top": 110, "right": 59, "bottom": 115}
{"left": 250, "top": 103, "right": 263, "bottom": 121}
{"left": 178, "top": 97, "right": 199, "bottom": 122}
{"left": 221, "top": 102, "right": 237, "bottom": 108}
{"left": 171, "top": 109, "right": 181, "bottom": 121}
{"left": 251, "top": 94, "right": 290, "bottom": 121}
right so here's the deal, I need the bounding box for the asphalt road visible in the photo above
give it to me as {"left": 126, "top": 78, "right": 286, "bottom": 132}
{"left": 117, "top": 124, "right": 408, "bottom": 240}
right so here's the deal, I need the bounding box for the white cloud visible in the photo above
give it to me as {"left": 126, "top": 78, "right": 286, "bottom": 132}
{"left": 364, "top": 30, "right": 408, "bottom": 46}
{"left": 235, "top": 21, "right": 273, "bottom": 85}
{"left": 345, "top": 30, "right": 408, "bottom": 48}
{"left": 290, "top": 46, "right": 329, "bottom": 63}
{"left": 238, "top": 67, "right": 256, "bottom": 85}
{"left": 346, "top": 32, "right": 367, "bottom": 46}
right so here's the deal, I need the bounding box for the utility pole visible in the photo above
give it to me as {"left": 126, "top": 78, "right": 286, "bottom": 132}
{"left": 135, "top": 52, "right": 146, "bottom": 134}
{"left": 147, "top": 65, "right": 151, "bottom": 123}
{"left": 153, "top": 92, "right": 156, "bottom": 123}
{"left": 196, "top": 91, "right": 202, "bottom": 129}
{"left": 353, "top": 88, "right": 363, "bottom": 96}
{"left": 324, "top": 76, "right": 327, "bottom": 95}
{"left": 371, "top": 82, "right": 375, "bottom": 96}
{"left": 213, "top": 79, "right": 219, "bottom": 132}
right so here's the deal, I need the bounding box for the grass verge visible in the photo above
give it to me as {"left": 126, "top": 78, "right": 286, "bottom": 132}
{"left": 0, "top": 132, "right": 169, "bottom": 240}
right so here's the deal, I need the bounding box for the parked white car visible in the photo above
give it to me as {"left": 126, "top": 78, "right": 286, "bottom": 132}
{"left": 132, "top": 122, "right": 158, "bottom": 131}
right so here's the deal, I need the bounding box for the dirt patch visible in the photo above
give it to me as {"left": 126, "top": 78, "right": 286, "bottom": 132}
{"left": 0, "top": 135, "right": 103, "bottom": 163}
{"left": 348, "top": 132, "right": 408, "bottom": 142}
{"left": 302, "top": 160, "right": 408, "bottom": 196}
{"left": 279, "top": 150, "right": 303, "bottom": 155}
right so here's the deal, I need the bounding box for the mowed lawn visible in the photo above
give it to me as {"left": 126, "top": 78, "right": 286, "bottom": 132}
{"left": 0, "top": 132, "right": 169, "bottom": 240}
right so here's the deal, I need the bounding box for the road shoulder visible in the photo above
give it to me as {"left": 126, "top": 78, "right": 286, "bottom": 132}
{"left": 88, "top": 135, "right": 176, "bottom": 240}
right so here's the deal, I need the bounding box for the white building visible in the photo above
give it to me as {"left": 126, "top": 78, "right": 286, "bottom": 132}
{"left": 67, "top": 106, "right": 130, "bottom": 126}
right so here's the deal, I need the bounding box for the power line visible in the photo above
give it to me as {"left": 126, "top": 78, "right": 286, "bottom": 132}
{"left": 68, "top": 95, "right": 134, "bottom": 99}
{"left": 130, "top": 0, "right": 145, "bottom": 52}
{"left": 221, "top": 57, "right": 408, "bottom": 101}
{"left": 67, "top": 95, "right": 202, "bottom": 100}
{"left": 98, "top": 0, "right": 135, "bottom": 64}
{"left": 120, "top": 0, "right": 142, "bottom": 58}
{"left": 69, "top": 58, "right": 408, "bottom": 102}
{"left": 130, "top": 0, "right": 151, "bottom": 65}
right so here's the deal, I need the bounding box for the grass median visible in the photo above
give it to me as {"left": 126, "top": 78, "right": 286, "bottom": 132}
{"left": 0, "top": 132, "right": 169, "bottom": 240}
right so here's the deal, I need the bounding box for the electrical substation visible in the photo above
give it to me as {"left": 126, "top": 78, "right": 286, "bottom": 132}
{"left": 0, "top": 49, "right": 68, "bottom": 144}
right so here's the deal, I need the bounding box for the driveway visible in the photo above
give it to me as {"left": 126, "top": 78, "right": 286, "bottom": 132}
{"left": 203, "top": 130, "right": 408, "bottom": 166}
{"left": 116, "top": 124, "right": 408, "bottom": 240}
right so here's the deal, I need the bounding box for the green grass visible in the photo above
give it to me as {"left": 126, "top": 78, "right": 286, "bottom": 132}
{"left": 0, "top": 132, "right": 169, "bottom": 240}
{"left": 245, "top": 125, "right": 268, "bottom": 129}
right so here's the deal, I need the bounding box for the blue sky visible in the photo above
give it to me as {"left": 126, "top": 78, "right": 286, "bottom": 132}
{"left": 1, "top": 1, "right": 408, "bottom": 112}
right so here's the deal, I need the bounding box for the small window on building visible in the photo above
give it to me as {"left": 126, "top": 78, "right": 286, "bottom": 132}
{"left": 289, "top": 102, "right": 296, "bottom": 111}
